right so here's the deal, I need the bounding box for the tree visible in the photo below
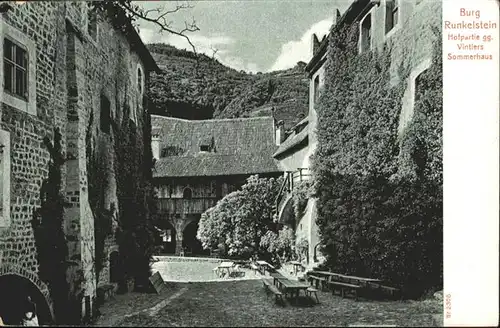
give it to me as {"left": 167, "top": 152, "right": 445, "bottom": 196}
{"left": 260, "top": 226, "right": 295, "bottom": 265}
{"left": 90, "top": 0, "right": 200, "bottom": 53}
{"left": 197, "top": 175, "right": 282, "bottom": 260}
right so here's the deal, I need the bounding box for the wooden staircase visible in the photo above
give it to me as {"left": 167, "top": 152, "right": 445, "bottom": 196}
{"left": 273, "top": 168, "right": 311, "bottom": 220}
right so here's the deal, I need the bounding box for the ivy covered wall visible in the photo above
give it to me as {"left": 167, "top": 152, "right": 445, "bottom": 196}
{"left": 312, "top": 1, "right": 442, "bottom": 298}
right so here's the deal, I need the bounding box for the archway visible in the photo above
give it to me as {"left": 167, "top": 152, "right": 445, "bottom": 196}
{"left": 155, "top": 220, "right": 176, "bottom": 254}
{"left": 277, "top": 196, "right": 296, "bottom": 231}
{"left": 183, "top": 187, "right": 192, "bottom": 200}
{"left": 0, "top": 274, "right": 52, "bottom": 325}
{"left": 182, "top": 220, "right": 209, "bottom": 256}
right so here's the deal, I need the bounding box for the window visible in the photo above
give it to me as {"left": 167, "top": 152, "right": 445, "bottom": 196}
{"left": 163, "top": 229, "right": 172, "bottom": 242}
{"left": 313, "top": 76, "right": 320, "bottom": 105}
{"left": 397, "top": 58, "right": 432, "bottom": 139}
{"left": 100, "top": 95, "right": 111, "bottom": 134}
{"left": 360, "top": 13, "right": 372, "bottom": 53}
{"left": 3, "top": 38, "right": 28, "bottom": 100}
{"left": 0, "top": 129, "right": 10, "bottom": 228}
{"left": 385, "top": 0, "right": 399, "bottom": 34}
{"left": 200, "top": 145, "right": 210, "bottom": 152}
{"left": 1, "top": 19, "right": 36, "bottom": 114}
{"left": 183, "top": 187, "right": 192, "bottom": 200}
{"left": 137, "top": 66, "right": 143, "bottom": 96}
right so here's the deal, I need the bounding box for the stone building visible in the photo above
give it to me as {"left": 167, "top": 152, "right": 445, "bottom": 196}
{"left": 0, "top": 1, "right": 158, "bottom": 324}
{"left": 274, "top": 0, "right": 440, "bottom": 268}
{"left": 151, "top": 114, "right": 282, "bottom": 255}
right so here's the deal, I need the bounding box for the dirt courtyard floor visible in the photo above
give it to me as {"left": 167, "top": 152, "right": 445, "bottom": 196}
{"left": 92, "top": 279, "right": 442, "bottom": 327}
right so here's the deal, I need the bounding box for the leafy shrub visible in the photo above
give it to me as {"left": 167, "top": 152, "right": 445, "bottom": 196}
{"left": 292, "top": 180, "right": 312, "bottom": 220}
{"left": 260, "top": 226, "right": 295, "bottom": 265}
{"left": 197, "top": 175, "right": 283, "bottom": 261}
{"left": 295, "top": 237, "right": 309, "bottom": 262}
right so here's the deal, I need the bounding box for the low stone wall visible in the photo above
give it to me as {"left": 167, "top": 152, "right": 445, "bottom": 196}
{"left": 152, "top": 256, "right": 224, "bottom": 263}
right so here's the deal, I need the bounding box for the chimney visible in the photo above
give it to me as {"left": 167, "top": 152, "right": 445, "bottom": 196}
{"left": 275, "top": 120, "right": 285, "bottom": 146}
{"left": 311, "top": 33, "right": 320, "bottom": 57}
{"left": 151, "top": 128, "right": 161, "bottom": 160}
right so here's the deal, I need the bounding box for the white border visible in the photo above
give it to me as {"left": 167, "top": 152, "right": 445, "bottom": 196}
{"left": 443, "top": 0, "right": 499, "bottom": 326}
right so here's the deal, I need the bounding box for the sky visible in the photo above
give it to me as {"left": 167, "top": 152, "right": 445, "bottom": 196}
{"left": 136, "top": 0, "right": 352, "bottom": 73}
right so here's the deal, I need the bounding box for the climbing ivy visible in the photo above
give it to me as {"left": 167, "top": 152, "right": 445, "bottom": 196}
{"left": 112, "top": 97, "right": 157, "bottom": 291}
{"left": 292, "top": 180, "right": 312, "bottom": 220}
{"left": 32, "top": 128, "right": 80, "bottom": 324}
{"left": 312, "top": 19, "right": 442, "bottom": 299}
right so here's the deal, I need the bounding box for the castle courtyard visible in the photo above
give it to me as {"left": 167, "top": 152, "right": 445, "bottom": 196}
{"left": 92, "top": 279, "right": 441, "bottom": 327}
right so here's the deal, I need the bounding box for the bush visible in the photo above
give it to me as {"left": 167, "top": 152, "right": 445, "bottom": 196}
{"left": 292, "top": 180, "right": 312, "bottom": 220}
{"left": 197, "top": 175, "right": 283, "bottom": 260}
{"left": 313, "top": 14, "right": 442, "bottom": 299}
{"left": 260, "top": 226, "right": 295, "bottom": 265}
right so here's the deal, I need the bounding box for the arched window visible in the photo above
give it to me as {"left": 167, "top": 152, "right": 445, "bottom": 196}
{"left": 100, "top": 94, "right": 111, "bottom": 134}
{"left": 183, "top": 187, "right": 192, "bottom": 200}
{"left": 397, "top": 58, "right": 432, "bottom": 139}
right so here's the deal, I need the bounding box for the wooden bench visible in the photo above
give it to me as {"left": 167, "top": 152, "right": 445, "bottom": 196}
{"left": 262, "top": 279, "right": 284, "bottom": 304}
{"left": 380, "top": 285, "right": 401, "bottom": 299}
{"left": 307, "top": 275, "right": 327, "bottom": 290}
{"left": 328, "top": 281, "right": 362, "bottom": 301}
{"left": 367, "top": 282, "right": 402, "bottom": 300}
{"left": 305, "top": 287, "right": 320, "bottom": 304}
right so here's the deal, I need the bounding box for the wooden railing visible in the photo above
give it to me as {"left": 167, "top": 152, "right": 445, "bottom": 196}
{"left": 274, "top": 168, "right": 311, "bottom": 217}
{"left": 156, "top": 198, "right": 218, "bottom": 214}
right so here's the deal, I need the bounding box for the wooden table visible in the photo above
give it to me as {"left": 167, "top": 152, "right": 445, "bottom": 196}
{"left": 256, "top": 260, "right": 275, "bottom": 275}
{"left": 274, "top": 277, "right": 310, "bottom": 304}
{"left": 312, "top": 271, "right": 382, "bottom": 286}
{"left": 217, "top": 261, "right": 234, "bottom": 278}
{"left": 289, "top": 261, "right": 304, "bottom": 275}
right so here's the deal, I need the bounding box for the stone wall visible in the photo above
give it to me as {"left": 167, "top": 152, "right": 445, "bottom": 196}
{"left": 1, "top": 1, "right": 152, "bottom": 322}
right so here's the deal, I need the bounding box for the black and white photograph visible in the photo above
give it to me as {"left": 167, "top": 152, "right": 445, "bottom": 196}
{"left": 0, "top": 0, "right": 498, "bottom": 327}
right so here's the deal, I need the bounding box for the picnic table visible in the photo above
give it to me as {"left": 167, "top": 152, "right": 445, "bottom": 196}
{"left": 312, "top": 271, "right": 382, "bottom": 284}
{"left": 289, "top": 261, "right": 304, "bottom": 275}
{"left": 309, "top": 271, "right": 400, "bottom": 300}
{"left": 215, "top": 261, "right": 234, "bottom": 278}
{"left": 255, "top": 260, "right": 275, "bottom": 275}
{"left": 273, "top": 276, "right": 310, "bottom": 304}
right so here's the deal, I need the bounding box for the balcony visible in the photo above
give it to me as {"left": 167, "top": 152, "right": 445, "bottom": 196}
{"left": 156, "top": 198, "right": 218, "bottom": 215}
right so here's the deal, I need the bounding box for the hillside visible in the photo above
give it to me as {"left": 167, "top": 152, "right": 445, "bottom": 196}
{"left": 146, "top": 43, "right": 309, "bottom": 131}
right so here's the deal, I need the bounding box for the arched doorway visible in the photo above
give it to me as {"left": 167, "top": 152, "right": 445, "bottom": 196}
{"left": 182, "top": 220, "right": 209, "bottom": 256}
{"left": 183, "top": 187, "right": 192, "bottom": 199}
{"left": 155, "top": 220, "right": 176, "bottom": 254}
{"left": 109, "top": 251, "right": 121, "bottom": 283}
{"left": 0, "top": 274, "right": 52, "bottom": 325}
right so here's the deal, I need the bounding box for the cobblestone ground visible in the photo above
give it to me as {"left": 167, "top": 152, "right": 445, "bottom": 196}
{"left": 92, "top": 280, "right": 442, "bottom": 327}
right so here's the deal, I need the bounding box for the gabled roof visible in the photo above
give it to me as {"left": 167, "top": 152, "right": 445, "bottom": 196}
{"left": 305, "top": 0, "right": 377, "bottom": 76}
{"left": 273, "top": 117, "right": 309, "bottom": 158}
{"left": 152, "top": 115, "right": 282, "bottom": 177}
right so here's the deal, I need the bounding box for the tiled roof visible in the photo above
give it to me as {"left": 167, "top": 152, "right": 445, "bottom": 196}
{"left": 273, "top": 117, "right": 309, "bottom": 158}
{"left": 152, "top": 115, "right": 282, "bottom": 177}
